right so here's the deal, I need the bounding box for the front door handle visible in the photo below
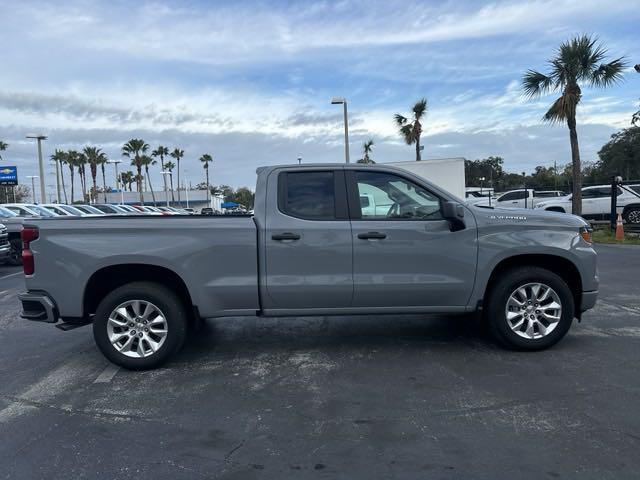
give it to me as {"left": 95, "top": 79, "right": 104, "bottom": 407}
{"left": 357, "top": 231, "right": 387, "bottom": 240}
{"left": 272, "top": 232, "right": 301, "bottom": 241}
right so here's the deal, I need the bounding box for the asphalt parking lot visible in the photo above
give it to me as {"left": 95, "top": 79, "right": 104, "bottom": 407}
{"left": 0, "top": 244, "right": 639, "bottom": 479}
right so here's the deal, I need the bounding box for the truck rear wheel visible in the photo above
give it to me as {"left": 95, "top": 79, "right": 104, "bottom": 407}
{"left": 93, "top": 282, "right": 187, "bottom": 370}
{"left": 485, "top": 267, "right": 574, "bottom": 350}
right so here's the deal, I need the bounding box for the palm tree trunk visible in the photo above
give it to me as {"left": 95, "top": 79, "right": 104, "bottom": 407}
{"left": 170, "top": 174, "right": 175, "bottom": 202}
{"left": 415, "top": 136, "right": 421, "bottom": 161}
{"left": 567, "top": 115, "right": 582, "bottom": 216}
{"left": 69, "top": 169, "right": 75, "bottom": 204}
{"left": 60, "top": 166, "right": 68, "bottom": 203}
{"left": 146, "top": 167, "right": 157, "bottom": 206}
{"left": 206, "top": 167, "right": 210, "bottom": 203}
{"left": 137, "top": 166, "right": 144, "bottom": 203}
{"left": 101, "top": 165, "right": 107, "bottom": 203}
{"left": 92, "top": 175, "right": 98, "bottom": 203}
{"left": 177, "top": 160, "right": 181, "bottom": 205}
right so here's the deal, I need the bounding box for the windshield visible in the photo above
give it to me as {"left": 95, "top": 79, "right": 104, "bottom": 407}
{"left": 29, "top": 205, "right": 57, "bottom": 217}
{"left": 59, "top": 205, "right": 86, "bottom": 216}
{"left": 42, "top": 205, "right": 68, "bottom": 215}
{"left": 0, "top": 206, "right": 18, "bottom": 218}
{"left": 77, "top": 205, "right": 104, "bottom": 214}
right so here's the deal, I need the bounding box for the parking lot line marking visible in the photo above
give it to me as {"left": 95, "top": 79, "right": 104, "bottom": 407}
{"left": 93, "top": 364, "right": 120, "bottom": 384}
{"left": 0, "top": 272, "right": 22, "bottom": 281}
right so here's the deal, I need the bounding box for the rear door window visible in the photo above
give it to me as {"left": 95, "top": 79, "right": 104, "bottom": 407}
{"left": 279, "top": 171, "right": 338, "bottom": 220}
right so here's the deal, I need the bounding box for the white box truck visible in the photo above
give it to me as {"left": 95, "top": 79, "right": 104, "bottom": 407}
{"left": 387, "top": 158, "right": 466, "bottom": 200}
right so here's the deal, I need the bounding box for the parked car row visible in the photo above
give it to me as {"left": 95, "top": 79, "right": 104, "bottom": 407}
{"left": 0, "top": 202, "right": 198, "bottom": 265}
{"left": 469, "top": 184, "right": 640, "bottom": 224}
{"left": 1, "top": 203, "right": 195, "bottom": 218}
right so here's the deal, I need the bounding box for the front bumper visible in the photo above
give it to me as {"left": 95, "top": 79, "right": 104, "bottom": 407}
{"left": 19, "top": 291, "right": 59, "bottom": 323}
{"left": 581, "top": 290, "right": 598, "bottom": 312}
{"left": 0, "top": 233, "right": 9, "bottom": 261}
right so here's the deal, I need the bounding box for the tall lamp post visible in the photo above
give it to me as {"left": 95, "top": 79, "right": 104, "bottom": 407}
{"left": 108, "top": 160, "right": 123, "bottom": 204}
{"left": 26, "top": 175, "right": 39, "bottom": 203}
{"left": 331, "top": 97, "right": 350, "bottom": 163}
{"left": 25, "top": 134, "right": 47, "bottom": 203}
{"left": 161, "top": 171, "right": 171, "bottom": 207}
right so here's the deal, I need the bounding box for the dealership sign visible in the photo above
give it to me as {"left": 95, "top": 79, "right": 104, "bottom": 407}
{"left": 0, "top": 166, "right": 18, "bottom": 186}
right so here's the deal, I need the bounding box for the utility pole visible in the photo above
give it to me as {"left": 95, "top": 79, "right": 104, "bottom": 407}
{"left": 27, "top": 175, "right": 39, "bottom": 203}
{"left": 26, "top": 134, "right": 47, "bottom": 203}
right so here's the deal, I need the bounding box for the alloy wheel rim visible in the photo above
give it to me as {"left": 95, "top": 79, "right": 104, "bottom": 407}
{"left": 107, "top": 300, "right": 168, "bottom": 358}
{"left": 505, "top": 282, "right": 562, "bottom": 340}
{"left": 628, "top": 210, "right": 640, "bottom": 224}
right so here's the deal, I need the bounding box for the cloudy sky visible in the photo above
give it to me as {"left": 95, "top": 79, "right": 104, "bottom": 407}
{"left": 0, "top": 0, "right": 638, "bottom": 191}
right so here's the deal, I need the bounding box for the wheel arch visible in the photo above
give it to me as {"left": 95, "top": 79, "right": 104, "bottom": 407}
{"left": 83, "top": 264, "right": 194, "bottom": 319}
{"left": 483, "top": 254, "right": 582, "bottom": 315}
{"left": 545, "top": 206, "right": 566, "bottom": 213}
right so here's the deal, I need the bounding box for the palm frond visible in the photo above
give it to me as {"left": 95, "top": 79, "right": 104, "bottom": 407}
{"left": 412, "top": 98, "right": 427, "bottom": 119}
{"left": 590, "top": 57, "right": 627, "bottom": 87}
{"left": 522, "top": 70, "right": 553, "bottom": 97}
{"left": 394, "top": 114, "right": 407, "bottom": 126}
{"left": 399, "top": 124, "right": 415, "bottom": 145}
{"left": 542, "top": 93, "right": 577, "bottom": 124}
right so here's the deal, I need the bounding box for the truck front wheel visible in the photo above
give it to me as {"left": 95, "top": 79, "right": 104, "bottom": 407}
{"left": 93, "top": 282, "right": 188, "bottom": 370}
{"left": 486, "top": 267, "right": 574, "bottom": 350}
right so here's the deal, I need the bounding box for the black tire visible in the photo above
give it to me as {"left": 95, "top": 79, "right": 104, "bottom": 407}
{"left": 485, "top": 267, "right": 574, "bottom": 350}
{"left": 93, "top": 282, "right": 187, "bottom": 370}
{"left": 7, "top": 239, "right": 22, "bottom": 266}
{"left": 546, "top": 207, "right": 566, "bottom": 213}
{"left": 623, "top": 206, "right": 640, "bottom": 225}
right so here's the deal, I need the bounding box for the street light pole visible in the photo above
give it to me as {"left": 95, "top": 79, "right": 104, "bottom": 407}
{"left": 27, "top": 175, "right": 39, "bottom": 203}
{"left": 108, "top": 160, "right": 123, "bottom": 204}
{"left": 331, "top": 97, "right": 350, "bottom": 163}
{"left": 26, "top": 134, "right": 47, "bottom": 203}
{"left": 161, "top": 171, "right": 171, "bottom": 207}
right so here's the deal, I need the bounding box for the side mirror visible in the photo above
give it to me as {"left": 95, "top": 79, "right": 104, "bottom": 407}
{"left": 442, "top": 201, "right": 465, "bottom": 231}
{"left": 442, "top": 201, "right": 464, "bottom": 220}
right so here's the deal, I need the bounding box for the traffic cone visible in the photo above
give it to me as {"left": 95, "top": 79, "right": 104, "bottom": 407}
{"left": 615, "top": 213, "right": 624, "bottom": 241}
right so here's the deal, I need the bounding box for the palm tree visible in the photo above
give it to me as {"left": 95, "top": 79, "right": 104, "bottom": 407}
{"left": 0, "top": 140, "right": 7, "bottom": 160}
{"left": 394, "top": 98, "right": 427, "bottom": 161}
{"left": 170, "top": 148, "right": 184, "bottom": 204}
{"left": 359, "top": 139, "right": 375, "bottom": 164}
{"left": 522, "top": 35, "right": 626, "bottom": 215}
{"left": 164, "top": 160, "right": 176, "bottom": 202}
{"left": 121, "top": 171, "right": 135, "bottom": 191}
{"left": 140, "top": 154, "right": 157, "bottom": 206}
{"left": 76, "top": 152, "right": 88, "bottom": 202}
{"left": 98, "top": 152, "right": 108, "bottom": 202}
{"left": 66, "top": 150, "right": 80, "bottom": 203}
{"left": 83, "top": 146, "right": 104, "bottom": 202}
{"left": 199, "top": 154, "right": 213, "bottom": 202}
{"left": 50, "top": 149, "right": 68, "bottom": 203}
{"left": 152, "top": 145, "right": 170, "bottom": 204}
{"left": 122, "top": 139, "right": 149, "bottom": 202}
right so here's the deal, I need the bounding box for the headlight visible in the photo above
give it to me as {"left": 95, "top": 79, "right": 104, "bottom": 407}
{"left": 579, "top": 226, "right": 592, "bottom": 243}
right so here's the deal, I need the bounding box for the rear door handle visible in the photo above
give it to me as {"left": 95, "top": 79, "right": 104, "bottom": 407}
{"left": 272, "top": 232, "right": 301, "bottom": 241}
{"left": 357, "top": 231, "right": 387, "bottom": 240}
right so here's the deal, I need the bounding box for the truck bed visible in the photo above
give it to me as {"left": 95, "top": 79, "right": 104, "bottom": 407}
{"left": 25, "top": 215, "right": 260, "bottom": 319}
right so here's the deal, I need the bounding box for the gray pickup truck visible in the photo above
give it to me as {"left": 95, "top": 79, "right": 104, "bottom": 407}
{"left": 19, "top": 164, "right": 598, "bottom": 369}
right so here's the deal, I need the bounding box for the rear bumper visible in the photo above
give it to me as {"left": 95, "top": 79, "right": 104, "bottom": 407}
{"left": 19, "top": 291, "right": 59, "bottom": 323}
{"left": 581, "top": 290, "right": 598, "bottom": 312}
